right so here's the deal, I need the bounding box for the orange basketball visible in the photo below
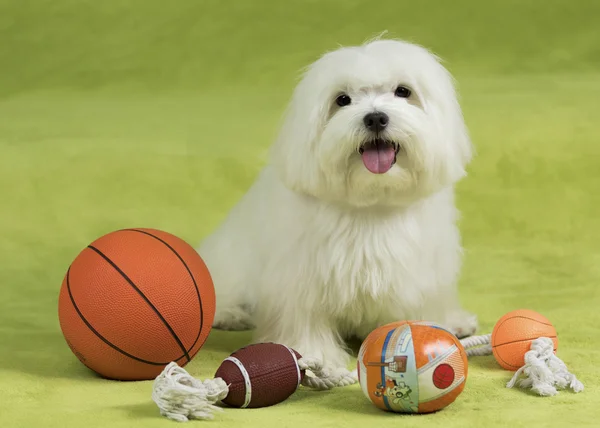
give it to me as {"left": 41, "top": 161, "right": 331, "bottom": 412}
{"left": 357, "top": 321, "right": 468, "bottom": 414}
{"left": 491, "top": 309, "right": 558, "bottom": 371}
{"left": 58, "top": 228, "right": 215, "bottom": 381}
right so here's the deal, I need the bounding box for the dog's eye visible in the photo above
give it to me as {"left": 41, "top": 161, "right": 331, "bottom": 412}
{"left": 335, "top": 94, "right": 352, "bottom": 107}
{"left": 394, "top": 86, "right": 411, "bottom": 98}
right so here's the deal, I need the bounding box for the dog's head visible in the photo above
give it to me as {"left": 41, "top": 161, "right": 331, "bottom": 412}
{"left": 271, "top": 39, "right": 473, "bottom": 208}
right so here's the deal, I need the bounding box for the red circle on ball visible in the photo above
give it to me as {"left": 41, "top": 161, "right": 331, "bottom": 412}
{"left": 432, "top": 363, "right": 455, "bottom": 389}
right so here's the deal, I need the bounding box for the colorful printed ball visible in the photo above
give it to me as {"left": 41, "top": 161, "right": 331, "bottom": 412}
{"left": 357, "top": 321, "right": 468, "bottom": 414}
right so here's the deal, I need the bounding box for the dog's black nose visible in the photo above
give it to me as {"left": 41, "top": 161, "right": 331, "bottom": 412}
{"left": 363, "top": 112, "right": 389, "bottom": 133}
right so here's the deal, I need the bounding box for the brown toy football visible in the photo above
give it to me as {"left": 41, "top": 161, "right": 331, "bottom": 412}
{"left": 152, "top": 342, "right": 358, "bottom": 421}
{"left": 215, "top": 343, "right": 305, "bottom": 408}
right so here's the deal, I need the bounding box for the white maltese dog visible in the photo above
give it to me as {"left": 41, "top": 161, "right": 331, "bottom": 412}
{"left": 198, "top": 38, "right": 477, "bottom": 369}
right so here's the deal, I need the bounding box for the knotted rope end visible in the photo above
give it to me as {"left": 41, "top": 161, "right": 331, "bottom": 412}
{"left": 506, "top": 337, "right": 583, "bottom": 396}
{"left": 152, "top": 362, "right": 229, "bottom": 422}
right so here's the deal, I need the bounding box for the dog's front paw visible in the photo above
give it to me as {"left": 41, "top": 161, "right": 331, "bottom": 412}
{"left": 213, "top": 305, "right": 254, "bottom": 331}
{"left": 444, "top": 311, "right": 478, "bottom": 339}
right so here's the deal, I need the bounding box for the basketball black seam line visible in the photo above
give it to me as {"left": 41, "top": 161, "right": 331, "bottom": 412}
{"left": 87, "top": 245, "right": 191, "bottom": 363}
{"left": 493, "top": 335, "right": 558, "bottom": 348}
{"left": 65, "top": 268, "right": 170, "bottom": 366}
{"left": 122, "top": 228, "right": 204, "bottom": 355}
{"left": 494, "top": 350, "right": 521, "bottom": 370}
{"left": 494, "top": 315, "right": 556, "bottom": 347}
{"left": 495, "top": 315, "right": 554, "bottom": 331}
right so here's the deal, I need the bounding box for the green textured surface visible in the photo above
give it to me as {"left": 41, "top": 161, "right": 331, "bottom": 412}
{"left": 1, "top": 1, "right": 599, "bottom": 427}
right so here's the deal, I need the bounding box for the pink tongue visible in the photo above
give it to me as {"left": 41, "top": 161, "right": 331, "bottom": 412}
{"left": 361, "top": 143, "right": 396, "bottom": 174}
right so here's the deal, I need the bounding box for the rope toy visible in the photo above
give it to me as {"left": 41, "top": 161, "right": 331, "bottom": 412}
{"left": 152, "top": 343, "right": 357, "bottom": 422}
{"left": 152, "top": 310, "right": 583, "bottom": 421}
{"left": 460, "top": 309, "right": 583, "bottom": 396}
{"left": 153, "top": 342, "right": 491, "bottom": 422}
{"left": 460, "top": 333, "right": 492, "bottom": 357}
{"left": 152, "top": 363, "right": 228, "bottom": 422}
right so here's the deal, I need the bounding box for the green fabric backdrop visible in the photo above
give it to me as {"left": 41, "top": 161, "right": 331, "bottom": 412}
{"left": 1, "top": 1, "right": 599, "bottom": 427}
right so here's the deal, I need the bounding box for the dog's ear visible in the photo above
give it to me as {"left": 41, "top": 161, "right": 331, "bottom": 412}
{"left": 426, "top": 59, "right": 474, "bottom": 185}
{"left": 443, "top": 73, "right": 474, "bottom": 169}
{"left": 270, "top": 69, "right": 329, "bottom": 196}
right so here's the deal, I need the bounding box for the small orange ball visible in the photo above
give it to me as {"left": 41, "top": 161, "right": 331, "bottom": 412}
{"left": 491, "top": 309, "right": 558, "bottom": 371}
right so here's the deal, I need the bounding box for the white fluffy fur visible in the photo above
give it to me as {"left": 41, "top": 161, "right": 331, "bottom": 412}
{"left": 198, "top": 39, "right": 477, "bottom": 369}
